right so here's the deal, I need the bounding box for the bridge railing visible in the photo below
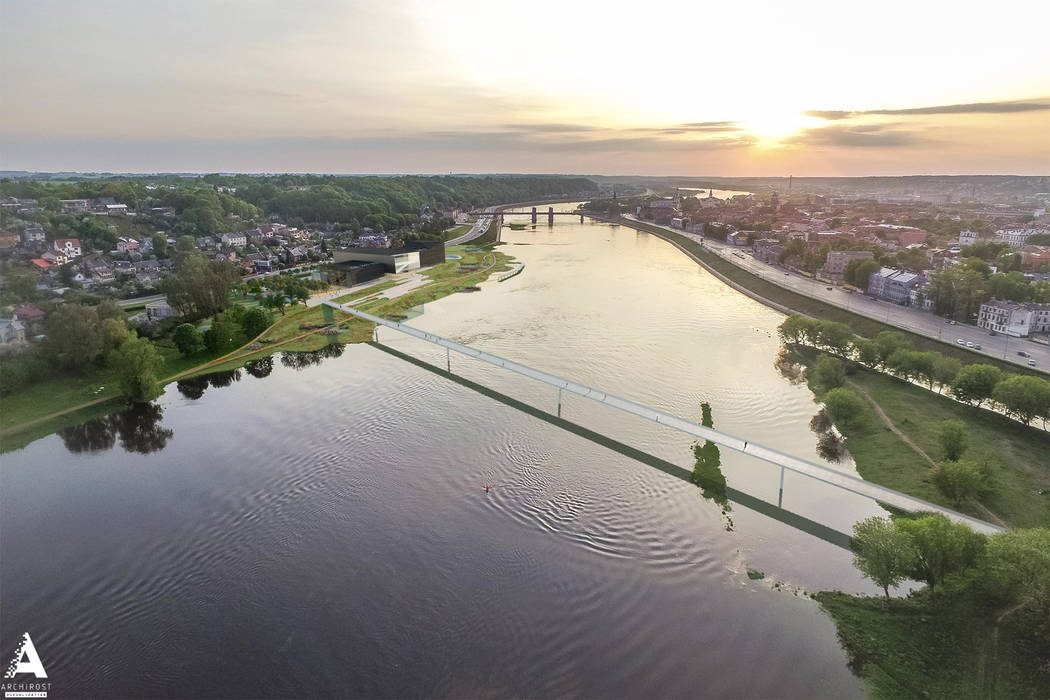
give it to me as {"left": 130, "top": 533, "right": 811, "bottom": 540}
{"left": 322, "top": 301, "right": 1006, "bottom": 534}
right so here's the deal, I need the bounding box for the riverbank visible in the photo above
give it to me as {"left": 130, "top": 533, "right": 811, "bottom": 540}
{"left": 0, "top": 244, "right": 513, "bottom": 451}
{"left": 815, "top": 590, "right": 1044, "bottom": 699}
{"left": 613, "top": 217, "right": 1041, "bottom": 377}
{"left": 786, "top": 345, "right": 1049, "bottom": 529}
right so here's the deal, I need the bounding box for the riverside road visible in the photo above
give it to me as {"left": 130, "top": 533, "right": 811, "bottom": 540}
{"left": 625, "top": 216, "right": 1050, "bottom": 372}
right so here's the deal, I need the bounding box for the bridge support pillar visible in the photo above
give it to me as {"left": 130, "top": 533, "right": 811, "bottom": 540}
{"left": 778, "top": 465, "right": 785, "bottom": 508}
{"left": 548, "top": 206, "right": 554, "bottom": 226}
{"left": 557, "top": 387, "right": 563, "bottom": 417}
{"left": 447, "top": 347, "right": 451, "bottom": 374}
{"left": 531, "top": 207, "right": 537, "bottom": 224}
{"left": 580, "top": 213, "right": 584, "bottom": 223}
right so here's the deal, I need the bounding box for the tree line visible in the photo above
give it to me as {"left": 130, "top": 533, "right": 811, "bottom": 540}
{"left": 779, "top": 315, "right": 1050, "bottom": 428}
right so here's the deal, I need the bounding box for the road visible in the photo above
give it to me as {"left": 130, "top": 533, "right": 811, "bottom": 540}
{"left": 446, "top": 206, "right": 496, "bottom": 245}
{"left": 625, "top": 216, "right": 1050, "bottom": 372}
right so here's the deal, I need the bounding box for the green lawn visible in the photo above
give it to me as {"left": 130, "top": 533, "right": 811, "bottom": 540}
{"left": 815, "top": 592, "right": 1016, "bottom": 700}
{"left": 791, "top": 346, "right": 1050, "bottom": 528}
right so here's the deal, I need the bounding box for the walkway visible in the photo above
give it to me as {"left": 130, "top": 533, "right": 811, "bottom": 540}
{"left": 323, "top": 300, "right": 1005, "bottom": 535}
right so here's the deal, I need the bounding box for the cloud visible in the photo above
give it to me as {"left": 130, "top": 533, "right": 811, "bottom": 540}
{"left": 787, "top": 124, "right": 925, "bottom": 148}
{"left": 503, "top": 123, "right": 598, "bottom": 133}
{"left": 805, "top": 100, "right": 1050, "bottom": 120}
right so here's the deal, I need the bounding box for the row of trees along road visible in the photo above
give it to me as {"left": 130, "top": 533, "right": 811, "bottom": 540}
{"left": 778, "top": 315, "right": 1050, "bottom": 427}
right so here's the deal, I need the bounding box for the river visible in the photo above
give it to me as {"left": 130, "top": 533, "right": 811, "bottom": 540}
{"left": 0, "top": 210, "right": 881, "bottom": 698}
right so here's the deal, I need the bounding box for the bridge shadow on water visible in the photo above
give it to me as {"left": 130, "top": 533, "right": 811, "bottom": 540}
{"left": 368, "top": 342, "right": 852, "bottom": 551}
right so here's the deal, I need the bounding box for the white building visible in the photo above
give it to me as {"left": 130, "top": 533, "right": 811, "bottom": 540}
{"left": 54, "top": 238, "right": 83, "bottom": 258}
{"left": 977, "top": 299, "right": 1050, "bottom": 337}
{"left": 996, "top": 228, "right": 1046, "bottom": 249}
{"left": 221, "top": 232, "right": 247, "bottom": 247}
{"left": 958, "top": 230, "right": 979, "bottom": 247}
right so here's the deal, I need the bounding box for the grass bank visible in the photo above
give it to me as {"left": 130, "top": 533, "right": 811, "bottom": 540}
{"left": 0, "top": 245, "right": 513, "bottom": 450}
{"left": 788, "top": 345, "right": 1049, "bottom": 528}
{"left": 616, "top": 217, "right": 1042, "bottom": 377}
{"left": 816, "top": 591, "right": 1044, "bottom": 699}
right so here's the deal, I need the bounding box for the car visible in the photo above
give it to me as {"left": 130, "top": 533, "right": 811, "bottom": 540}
{"left": 1018, "top": 351, "right": 1031, "bottom": 358}
{"left": 826, "top": 286, "right": 833, "bottom": 291}
{"left": 1029, "top": 360, "right": 1037, "bottom": 367}
{"left": 956, "top": 339, "right": 965, "bottom": 345}
{"left": 975, "top": 344, "right": 982, "bottom": 350}
{"left": 950, "top": 321, "right": 957, "bottom": 325}
{"left": 989, "top": 330, "right": 997, "bottom": 336}
{"left": 945, "top": 319, "right": 953, "bottom": 324}
{"left": 966, "top": 341, "right": 974, "bottom": 348}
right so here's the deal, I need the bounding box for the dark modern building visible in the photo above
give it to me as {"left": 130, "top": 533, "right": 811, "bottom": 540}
{"left": 330, "top": 240, "right": 445, "bottom": 274}
{"left": 324, "top": 260, "right": 386, "bottom": 287}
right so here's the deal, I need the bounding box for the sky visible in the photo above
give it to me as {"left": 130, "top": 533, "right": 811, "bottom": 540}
{"left": 1, "top": 0, "right": 1048, "bottom": 176}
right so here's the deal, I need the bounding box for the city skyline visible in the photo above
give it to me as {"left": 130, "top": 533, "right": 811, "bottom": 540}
{"left": 2, "top": 0, "right": 1048, "bottom": 175}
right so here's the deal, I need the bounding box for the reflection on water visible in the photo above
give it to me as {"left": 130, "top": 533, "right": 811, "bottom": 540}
{"left": 2, "top": 216, "right": 872, "bottom": 698}
{"left": 60, "top": 402, "right": 173, "bottom": 455}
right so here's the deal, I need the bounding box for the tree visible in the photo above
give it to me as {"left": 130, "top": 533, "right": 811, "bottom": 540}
{"left": 931, "top": 459, "right": 985, "bottom": 506}
{"left": 814, "top": 353, "right": 845, "bottom": 389}
{"left": 152, "top": 234, "right": 169, "bottom": 258}
{"left": 99, "top": 317, "right": 132, "bottom": 353}
{"left": 993, "top": 374, "right": 1050, "bottom": 426}
{"left": 204, "top": 317, "right": 238, "bottom": 353}
{"left": 846, "top": 258, "right": 881, "bottom": 290}
{"left": 815, "top": 320, "right": 855, "bottom": 355}
{"left": 240, "top": 307, "right": 272, "bottom": 339}
{"left": 932, "top": 355, "right": 962, "bottom": 393}
{"left": 263, "top": 293, "right": 287, "bottom": 316}
{"left": 873, "top": 331, "right": 911, "bottom": 366}
{"left": 936, "top": 419, "right": 969, "bottom": 461}
{"left": 172, "top": 323, "right": 204, "bottom": 357}
{"left": 852, "top": 516, "right": 917, "bottom": 600}
{"left": 45, "top": 304, "right": 103, "bottom": 371}
{"left": 95, "top": 298, "right": 124, "bottom": 322}
{"left": 111, "top": 336, "right": 164, "bottom": 402}
{"left": 175, "top": 235, "right": 196, "bottom": 252}
{"left": 950, "top": 364, "right": 1002, "bottom": 406}
{"left": 822, "top": 388, "right": 867, "bottom": 430}
{"left": 981, "top": 528, "right": 1050, "bottom": 605}
{"left": 987, "top": 271, "right": 1032, "bottom": 302}
{"left": 291, "top": 285, "right": 310, "bottom": 305}
{"left": 161, "top": 251, "right": 239, "bottom": 320}
{"left": 896, "top": 514, "right": 985, "bottom": 591}
{"left": 778, "top": 315, "right": 818, "bottom": 344}
{"left": 853, "top": 338, "right": 880, "bottom": 368}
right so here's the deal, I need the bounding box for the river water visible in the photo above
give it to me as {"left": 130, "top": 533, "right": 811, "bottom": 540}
{"left": 1, "top": 211, "right": 881, "bottom": 698}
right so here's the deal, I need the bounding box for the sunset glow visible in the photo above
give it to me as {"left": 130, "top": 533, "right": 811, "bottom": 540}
{"left": 1, "top": 0, "right": 1048, "bottom": 174}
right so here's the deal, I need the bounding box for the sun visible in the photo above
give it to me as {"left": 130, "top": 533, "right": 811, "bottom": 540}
{"left": 743, "top": 112, "right": 821, "bottom": 146}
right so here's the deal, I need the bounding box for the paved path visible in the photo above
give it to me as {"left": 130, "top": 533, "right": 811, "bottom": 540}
{"left": 623, "top": 216, "right": 1049, "bottom": 372}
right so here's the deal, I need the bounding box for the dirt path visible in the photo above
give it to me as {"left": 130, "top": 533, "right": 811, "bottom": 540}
{"left": 846, "top": 379, "right": 1009, "bottom": 529}
{"left": 847, "top": 379, "right": 937, "bottom": 465}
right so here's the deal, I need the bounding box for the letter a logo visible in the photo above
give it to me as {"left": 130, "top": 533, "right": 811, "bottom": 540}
{"left": 5, "top": 632, "right": 47, "bottom": 679}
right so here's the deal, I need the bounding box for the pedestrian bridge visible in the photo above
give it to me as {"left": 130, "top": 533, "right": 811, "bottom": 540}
{"left": 321, "top": 300, "right": 1005, "bottom": 535}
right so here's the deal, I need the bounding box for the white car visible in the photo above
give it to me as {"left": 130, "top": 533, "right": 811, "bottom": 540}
{"left": 966, "top": 341, "right": 974, "bottom": 348}
{"left": 956, "top": 339, "right": 965, "bottom": 345}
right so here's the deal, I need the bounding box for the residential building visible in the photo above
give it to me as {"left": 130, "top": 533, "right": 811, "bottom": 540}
{"left": 1020, "top": 245, "right": 1050, "bottom": 271}
{"left": 958, "top": 230, "right": 979, "bottom": 247}
{"left": 867, "top": 267, "right": 924, "bottom": 305}
{"left": 0, "top": 318, "right": 27, "bottom": 348}
{"left": 823, "top": 250, "right": 873, "bottom": 279}
{"left": 60, "top": 199, "right": 91, "bottom": 213}
{"left": 221, "top": 232, "right": 247, "bottom": 248}
{"left": 997, "top": 228, "right": 1046, "bottom": 249}
{"left": 21, "top": 227, "right": 46, "bottom": 245}
{"left": 145, "top": 300, "right": 176, "bottom": 320}
{"left": 977, "top": 299, "right": 1050, "bottom": 337}
{"left": 54, "top": 238, "right": 83, "bottom": 258}
{"left": 752, "top": 238, "right": 783, "bottom": 264}
{"left": 12, "top": 303, "right": 45, "bottom": 327}
{"left": 116, "top": 237, "right": 139, "bottom": 252}
{"left": 105, "top": 204, "right": 128, "bottom": 215}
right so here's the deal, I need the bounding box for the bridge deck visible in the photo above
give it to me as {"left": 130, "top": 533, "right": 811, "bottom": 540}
{"left": 323, "top": 301, "right": 1005, "bottom": 534}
